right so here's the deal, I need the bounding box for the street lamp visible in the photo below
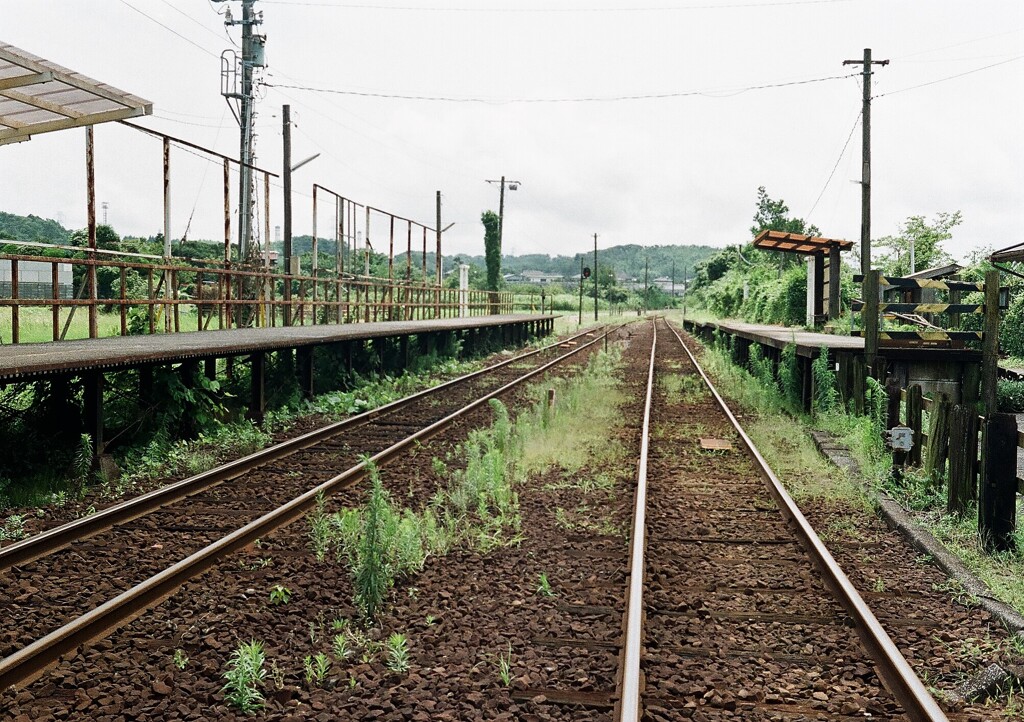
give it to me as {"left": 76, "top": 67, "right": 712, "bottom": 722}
{"left": 485, "top": 176, "right": 522, "bottom": 248}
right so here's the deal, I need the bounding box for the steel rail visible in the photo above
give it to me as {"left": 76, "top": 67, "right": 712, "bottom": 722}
{"left": 664, "top": 321, "right": 947, "bottom": 722}
{"left": 618, "top": 317, "right": 657, "bottom": 722}
{"left": 0, "top": 325, "right": 607, "bottom": 572}
{"left": 0, "top": 326, "right": 615, "bottom": 691}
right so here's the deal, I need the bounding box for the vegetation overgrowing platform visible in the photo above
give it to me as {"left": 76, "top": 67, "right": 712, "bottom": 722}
{"left": 691, "top": 318, "right": 862, "bottom": 357}
{"left": 0, "top": 314, "right": 553, "bottom": 382}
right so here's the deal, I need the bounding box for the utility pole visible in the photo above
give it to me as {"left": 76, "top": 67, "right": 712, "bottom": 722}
{"left": 485, "top": 176, "right": 521, "bottom": 254}
{"left": 435, "top": 191, "right": 442, "bottom": 285}
{"left": 644, "top": 258, "right": 649, "bottom": 313}
{"left": 593, "top": 233, "right": 599, "bottom": 321}
{"left": 843, "top": 48, "right": 888, "bottom": 276}
{"left": 282, "top": 104, "right": 292, "bottom": 325}
{"left": 682, "top": 266, "right": 687, "bottom": 321}
{"left": 578, "top": 257, "right": 584, "bottom": 326}
{"left": 218, "top": 0, "right": 265, "bottom": 260}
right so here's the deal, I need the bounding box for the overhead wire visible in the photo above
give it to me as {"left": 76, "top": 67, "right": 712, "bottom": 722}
{"left": 259, "top": 0, "right": 854, "bottom": 11}
{"left": 266, "top": 72, "right": 858, "bottom": 104}
{"left": 116, "top": 0, "right": 221, "bottom": 59}
{"left": 805, "top": 109, "right": 860, "bottom": 223}
{"left": 874, "top": 54, "right": 1024, "bottom": 98}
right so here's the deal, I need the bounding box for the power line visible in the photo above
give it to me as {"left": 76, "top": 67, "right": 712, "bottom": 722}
{"left": 266, "top": 72, "right": 857, "bottom": 104}
{"left": 116, "top": 0, "right": 221, "bottom": 59}
{"left": 260, "top": 0, "right": 854, "bottom": 10}
{"left": 875, "top": 55, "right": 1024, "bottom": 98}
{"left": 805, "top": 111, "right": 860, "bottom": 223}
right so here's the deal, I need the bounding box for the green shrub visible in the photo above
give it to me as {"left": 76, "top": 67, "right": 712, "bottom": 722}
{"left": 748, "top": 345, "right": 776, "bottom": 391}
{"left": 778, "top": 344, "right": 800, "bottom": 408}
{"left": 997, "top": 380, "right": 1024, "bottom": 413}
{"left": 811, "top": 347, "right": 838, "bottom": 415}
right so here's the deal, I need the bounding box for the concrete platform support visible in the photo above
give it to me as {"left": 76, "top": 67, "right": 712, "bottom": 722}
{"left": 297, "top": 347, "right": 314, "bottom": 400}
{"left": 250, "top": 352, "right": 266, "bottom": 423}
{"left": 82, "top": 371, "right": 104, "bottom": 459}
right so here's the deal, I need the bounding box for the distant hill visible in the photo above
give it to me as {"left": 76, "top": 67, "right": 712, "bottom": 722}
{"left": 0, "top": 212, "right": 70, "bottom": 244}
{"left": 448, "top": 243, "right": 719, "bottom": 282}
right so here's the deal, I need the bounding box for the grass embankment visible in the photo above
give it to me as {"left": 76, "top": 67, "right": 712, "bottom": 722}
{"left": 696, "top": 341, "right": 1024, "bottom": 617}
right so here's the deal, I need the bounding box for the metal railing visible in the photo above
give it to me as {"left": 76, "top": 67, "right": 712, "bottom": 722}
{"left": 0, "top": 247, "right": 514, "bottom": 343}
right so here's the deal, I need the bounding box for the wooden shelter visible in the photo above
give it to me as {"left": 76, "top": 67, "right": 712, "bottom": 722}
{"left": 752, "top": 230, "right": 853, "bottom": 323}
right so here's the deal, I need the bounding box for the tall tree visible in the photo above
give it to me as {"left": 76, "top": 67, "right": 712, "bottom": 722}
{"left": 875, "top": 211, "right": 961, "bottom": 276}
{"left": 481, "top": 210, "right": 502, "bottom": 291}
{"left": 750, "top": 186, "right": 821, "bottom": 237}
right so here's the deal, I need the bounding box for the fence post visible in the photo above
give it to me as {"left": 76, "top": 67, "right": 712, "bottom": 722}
{"left": 924, "top": 393, "right": 951, "bottom": 484}
{"left": 947, "top": 403, "right": 979, "bottom": 516}
{"left": 886, "top": 377, "right": 905, "bottom": 467}
{"left": 981, "top": 269, "right": 1000, "bottom": 416}
{"left": 979, "top": 412, "right": 1018, "bottom": 552}
{"left": 906, "top": 384, "right": 924, "bottom": 467}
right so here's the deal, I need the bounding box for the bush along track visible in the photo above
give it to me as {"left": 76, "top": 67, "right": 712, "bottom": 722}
{"left": 0, "top": 326, "right": 632, "bottom": 721}
{"left": 687, "top": 326, "right": 1024, "bottom": 718}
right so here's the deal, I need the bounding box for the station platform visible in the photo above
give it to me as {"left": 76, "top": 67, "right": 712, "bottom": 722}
{"left": 0, "top": 314, "right": 554, "bottom": 383}
{"left": 689, "top": 319, "right": 862, "bottom": 357}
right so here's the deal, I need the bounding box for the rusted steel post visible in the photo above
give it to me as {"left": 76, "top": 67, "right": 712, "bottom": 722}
{"left": 147, "top": 268, "right": 155, "bottom": 334}
{"left": 421, "top": 225, "right": 427, "bottom": 286}
{"left": 173, "top": 270, "right": 181, "bottom": 332}
{"left": 119, "top": 267, "right": 127, "bottom": 335}
{"left": 388, "top": 215, "right": 395, "bottom": 320}
{"left": 335, "top": 196, "right": 342, "bottom": 323}
{"left": 86, "top": 126, "right": 98, "bottom": 339}
{"left": 10, "top": 258, "right": 19, "bottom": 344}
{"left": 264, "top": 171, "right": 271, "bottom": 327}
{"left": 51, "top": 262, "right": 59, "bottom": 341}
{"left": 223, "top": 158, "right": 231, "bottom": 329}
{"left": 312, "top": 184, "right": 319, "bottom": 325}
{"left": 163, "top": 135, "right": 172, "bottom": 333}
{"left": 364, "top": 205, "right": 371, "bottom": 278}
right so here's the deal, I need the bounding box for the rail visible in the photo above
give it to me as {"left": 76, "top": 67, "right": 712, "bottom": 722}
{"left": 661, "top": 320, "right": 947, "bottom": 722}
{"left": 0, "top": 324, "right": 617, "bottom": 690}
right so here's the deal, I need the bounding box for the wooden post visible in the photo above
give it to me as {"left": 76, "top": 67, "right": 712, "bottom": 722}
{"left": 852, "top": 355, "right": 866, "bottom": 416}
{"left": 864, "top": 270, "right": 880, "bottom": 369}
{"left": 947, "top": 403, "right": 979, "bottom": 516}
{"left": 906, "top": 384, "right": 924, "bottom": 467}
{"left": 962, "top": 362, "right": 981, "bottom": 410}
{"left": 979, "top": 412, "right": 1017, "bottom": 552}
{"left": 885, "top": 376, "right": 905, "bottom": 468}
{"left": 828, "top": 245, "right": 841, "bottom": 320}
{"left": 924, "top": 393, "right": 952, "bottom": 485}
{"left": 836, "top": 352, "right": 850, "bottom": 409}
{"left": 981, "top": 269, "right": 1000, "bottom": 417}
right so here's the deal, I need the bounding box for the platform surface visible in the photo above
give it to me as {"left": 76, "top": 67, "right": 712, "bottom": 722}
{"left": 697, "top": 319, "right": 863, "bottom": 356}
{"left": 0, "top": 314, "right": 550, "bottom": 381}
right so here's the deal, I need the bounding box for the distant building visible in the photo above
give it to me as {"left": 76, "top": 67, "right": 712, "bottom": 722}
{"left": 0, "top": 259, "right": 73, "bottom": 299}
{"left": 507, "top": 270, "right": 565, "bottom": 284}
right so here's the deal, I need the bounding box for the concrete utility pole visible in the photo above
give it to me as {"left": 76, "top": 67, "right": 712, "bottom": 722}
{"left": 485, "top": 176, "right": 521, "bottom": 252}
{"left": 593, "top": 233, "right": 599, "bottom": 321}
{"left": 843, "top": 48, "right": 889, "bottom": 276}
{"left": 436, "top": 191, "right": 442, "bottom": 285}
{"left": 218, "top": 0, "right": 265, "bottom": 259}
{"left": 282, "top": 104, "right": 292, "bottom": 325}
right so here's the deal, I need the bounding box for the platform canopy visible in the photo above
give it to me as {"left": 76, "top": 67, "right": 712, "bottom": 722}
{"left": 0, "top": 42, "right": 152, "bottom": 145}
{"left": 989, "top": 241, "right": 1024, "bottom": 265}
{"left": 752, "top": 229, "right": 854, "bottom": 255}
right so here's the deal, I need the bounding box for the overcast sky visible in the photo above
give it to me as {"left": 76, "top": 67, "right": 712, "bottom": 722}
{"left": 3, "top": 0, "right": 1022, "bottom": 265}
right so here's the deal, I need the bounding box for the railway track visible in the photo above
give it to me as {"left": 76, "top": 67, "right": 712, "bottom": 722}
{"left": 0, "top": 324, "right": 617, "bottom": 693}
{"left": 615, "top": 318, "right": 945, "bottom": 720}
{"left": 512, "top": 318, "right": 945, "bottom": 720}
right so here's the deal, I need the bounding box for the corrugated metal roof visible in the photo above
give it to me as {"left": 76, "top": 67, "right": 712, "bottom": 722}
{"left": 0, "top": 42, "right": 152, "bottom": 145}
